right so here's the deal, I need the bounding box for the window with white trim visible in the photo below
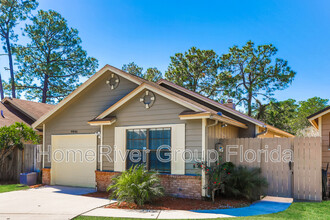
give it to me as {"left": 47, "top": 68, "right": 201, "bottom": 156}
{"left": 126, "top": 128, "right": 171, "bottom": 173}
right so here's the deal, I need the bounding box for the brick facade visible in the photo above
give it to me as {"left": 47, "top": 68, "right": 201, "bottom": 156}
{"left": 95, "top": 170, "right": 121, "bottom": 191}
{"left": 42, "top": 169, "right": 202, "bottom": 199}
{"left": 95, "top": 171, "right": 202, "bottom": 199}
{"left": 158, "top": 174, "right": 202, "bottom": 199}
{"left": 42, "top": 168, "right": 51, "bottom": 185}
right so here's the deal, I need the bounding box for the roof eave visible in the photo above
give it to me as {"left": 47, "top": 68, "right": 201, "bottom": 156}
{"left": 265, "top": 125, "right": 295, "bottom": 137}
{"left": 307, "top": 107, "right": 330, "bottom": 121}
{"left": 96, "top": 83, "right": 208, "bottom": 119}
{"left": 32, "top": 65, "right": 144, "bottom": 129}
{"left": 88, "top": 119, "right": 117, "bottom": 126}
{"left": 2, "top": 98, "right": 38, "bottom": 121}
{"left": 158, "top": 80, "right": 265, "bottom": 127}
{"left": 179, "top": 113, "right": 248, "bottom": 129}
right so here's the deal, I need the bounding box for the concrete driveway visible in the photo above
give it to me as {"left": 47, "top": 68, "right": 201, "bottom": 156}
{"left": 0, "top": 186, "right": 111, "bottom": 220}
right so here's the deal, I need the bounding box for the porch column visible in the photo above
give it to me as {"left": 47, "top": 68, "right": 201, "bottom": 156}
{"left": 202, "top": 118, "right": 208, "bottom": 197}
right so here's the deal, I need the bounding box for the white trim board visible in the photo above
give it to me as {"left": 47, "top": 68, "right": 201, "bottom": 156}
{"left": 309, "top": 109, "right": 330, "bottom": 122}
{"left": 96, "top": 83, "right": 207, "bottom": 119}
{"left": 113, "top": 123, "right": 186, "bottom": 175}
{"left": 32, "top": 65, "right": 143, "bottom": 129}
{"left": 158, "top": 79, "right": 265, "bottom": 127}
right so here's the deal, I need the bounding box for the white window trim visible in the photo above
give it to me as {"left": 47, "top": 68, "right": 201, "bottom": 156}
{"left": 114, "top": 123, "right": 186, "bottom": 174}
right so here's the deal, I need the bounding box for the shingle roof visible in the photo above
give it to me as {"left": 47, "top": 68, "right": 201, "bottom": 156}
{"left": 0, "top": 98, "right": 54, "bottom": 127}
{"left": 307, "top": 106, "right": 330, "bottom": 119}
{"left": 158, "top": 79, "right": 295, "bottom": 137}
{"left": 31, "top": 64, "right": 294, "bottom": 137}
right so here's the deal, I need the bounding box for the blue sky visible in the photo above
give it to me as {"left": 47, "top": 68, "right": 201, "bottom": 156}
{"left": 1, "top": 0, "right": 329, "bottom": 102}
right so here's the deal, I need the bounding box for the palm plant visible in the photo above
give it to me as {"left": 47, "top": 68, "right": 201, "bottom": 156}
{"left": 225, "top": 166, "right": 268, "bottom": 201}
{"left": 107, "top": 165, "right": 164, "bottom": 206}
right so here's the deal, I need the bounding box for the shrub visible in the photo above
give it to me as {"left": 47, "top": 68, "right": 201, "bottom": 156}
{"left": 194, "top": 157, "right": 233, "bottom": 202}
{"left": 0, "top": 122, "right": 39, "bottom": 170}
{"left": 107, "top": 165, "right": 164, "bottom": 206}
{"left": 225, "top": 166, "right": 268, "bottom": 201}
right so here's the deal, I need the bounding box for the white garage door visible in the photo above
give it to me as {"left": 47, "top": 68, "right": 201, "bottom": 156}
{"left": 51, "top": 134, "right": 97, "bottom": 188}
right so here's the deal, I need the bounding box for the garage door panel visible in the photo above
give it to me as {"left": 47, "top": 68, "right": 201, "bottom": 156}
{"left": 51, "top": 134, "right": 97, "bottom": 188}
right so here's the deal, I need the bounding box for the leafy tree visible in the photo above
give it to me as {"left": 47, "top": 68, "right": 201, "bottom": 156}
{"left": 144, "top": 67, "right": 162, "bottom": 82}
{"left": 219, "top": 41, "right": 296, "bottom": 116}
{"left": 14, "top": 10, "right": 98, "bottom": 103}
{"left": 122, "top": 62, "right": 162, "bottom": 82}
{"left": 122, "top": 62, "right": 143, "bottom": 78}
{"left": 165, "top": 47, "right": 221, "bottom": 99}
{"left": 254, "top": 99, "right": 298, "bottom": 134}
{"left": 0, "top": 0, "right": 39, "bottom": 98}
{"left": 293, "top": 97, "right": 328, "bottom": 134}
{"left": 0, "top": 122, "right": 39, "bottom": 171}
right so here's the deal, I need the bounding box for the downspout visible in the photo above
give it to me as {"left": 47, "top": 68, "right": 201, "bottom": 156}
{"left": 100, "top": 125, "right": 103, "bottom": 171}
{"left": 202, "top": 117, "right": 219, "bottom": 198}
{"left": 255, "top": 125, "right": 268, "bottom": 137}
{"left": 42, "top": 124, "right": 45, "bottom": 169}
{"left": 202, "top": 118, "right": 207, "bottom": 197}
{"left": 208, "top": 117, "right": 219, "bottom": 128}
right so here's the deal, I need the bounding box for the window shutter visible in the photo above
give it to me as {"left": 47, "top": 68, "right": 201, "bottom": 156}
{"left": 114, "top": 127, "right": 126, "bottom": 172}
{"left": 171, "top": 124, "right": 186, "bottom": 175}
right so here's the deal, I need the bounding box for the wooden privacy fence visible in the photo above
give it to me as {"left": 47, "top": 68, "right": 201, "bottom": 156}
{"left": 0, "top": 144, "right": 41, "bottom": 182}
{"left": 221, "top": 137, "right": 322, "bottom": 201}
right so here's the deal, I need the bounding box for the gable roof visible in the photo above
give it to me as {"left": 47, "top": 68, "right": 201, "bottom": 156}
{"left": 307, "top": 106, "right": 330, "bottom": 129}
{"left": 32, "top": 64, "right": 294, "bottom": 137}
{"left": 1, "top": 98, "right": 54, "bottom": 127}
{"left": 32, "top": 65, "right": 146, "bottom": 129}
{"left": 157, "top": 79, "right": 294, "bottom": 137}
{"left": 96, "top": 83, "right": 248, "bottom": 129}
{"left": 307, "top": 106, "right": 330, "bottom": 121}
{"left": 96, "top": 83, "right": 209, "bottom": 119}
{"left": 158, "top": 79, "right": 265, "bottom": 127}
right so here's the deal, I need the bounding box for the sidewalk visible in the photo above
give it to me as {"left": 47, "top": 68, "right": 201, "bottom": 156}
{"left": 82, "top": 196, "right": 293, "bottom": 219}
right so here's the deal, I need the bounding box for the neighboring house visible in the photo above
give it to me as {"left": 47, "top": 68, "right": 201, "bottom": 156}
{"left": 308, "top": 106, "right": 330, "bottom": 170}
{"left": 0, "top": 98, "right": 54, "bottom": 182}
{"left": 32, "top": 65, "right": 294, "bottom": 199}
{"left": 0, "top": 97, "right": 54, "bottom": 129}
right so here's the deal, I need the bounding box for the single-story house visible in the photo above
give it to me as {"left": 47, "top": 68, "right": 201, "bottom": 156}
{"left": 32, "top": 65, "right": 294, "bottom": 199}
{"left": 0, "top": 97, "right": 54, "bottom": 181}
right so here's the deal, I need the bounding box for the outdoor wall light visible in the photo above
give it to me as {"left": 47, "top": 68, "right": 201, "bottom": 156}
{"left": 215, "top": 142, "right": 224, "bottom": 152}
{"left": 221, "top": 123, "right": 228, "bottom": 128}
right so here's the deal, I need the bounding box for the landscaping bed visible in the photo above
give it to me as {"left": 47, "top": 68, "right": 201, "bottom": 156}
{"left": 84, "top": 192, "right": 250, "bottom": 210}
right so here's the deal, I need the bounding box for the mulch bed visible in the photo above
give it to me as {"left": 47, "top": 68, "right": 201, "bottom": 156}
{"left": 83, "top": 192, "right": 251, "bottom": 210}
{"left": 84, "top": 191, "right": 109, "bottom": 199}
{"left": 29, "top": 184, "right": 44, "bottom": 188}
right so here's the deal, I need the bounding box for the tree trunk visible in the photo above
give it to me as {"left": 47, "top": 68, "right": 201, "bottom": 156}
{"left": 247, "top": 92, "right": 253, "bottom": 116}
{"left": 0, "top": 72, "right": 4, "bottom": 100}
{"left": 42, "top": 74, "right": 49, "bottom": 103}
{"left": 5, "top": 36, "right": 16, "bottom": 98}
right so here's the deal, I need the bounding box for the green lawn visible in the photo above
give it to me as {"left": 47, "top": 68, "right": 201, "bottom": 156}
{"left": 0, "top": 184, "right": 29, "bottom": 193}
{"left": 75, "top": 201, "right": 330, "bottom": 220}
